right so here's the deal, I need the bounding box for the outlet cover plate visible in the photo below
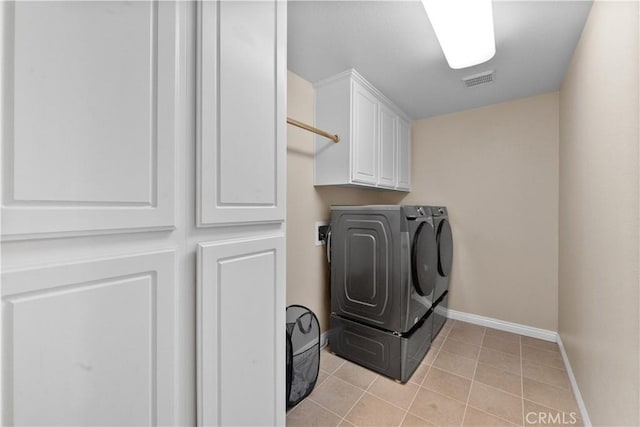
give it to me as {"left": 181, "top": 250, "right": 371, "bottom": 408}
{"left": 315, "top": 221, "right": 329, "bottom": 246}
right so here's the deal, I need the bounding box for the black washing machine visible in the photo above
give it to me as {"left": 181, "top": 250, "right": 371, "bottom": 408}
{"left": 328, "top": 205, "right": 439, "bottom": 382}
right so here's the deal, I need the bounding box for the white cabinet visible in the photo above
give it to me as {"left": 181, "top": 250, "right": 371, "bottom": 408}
{"left": 396, "top": 117, "right": 411, "bottom": 191}
{"left": 2, "top": 0, "right": 286, "bottom": 426}
{"left": 2, "top": 251, "right": 177, "bottom": 426}
{"left": 197, "top": 235, "right": 285, "bottom": 427}
{"left": 378, "top": 103, "right": 397, "bottom": 188}
{"left": 196, "top": 1, "right": 286, "bottom": 426}
{"left": 2, "top": 0, "right": 177, "bottom": 239}
{"left": 314, "top": 69, "right": 411, "bottom": 191}
{"left": 1, "top": 1, "right": 182, "bottom": 424}
{"left": 351, "top": 82, "right": 379, "bottom": 184}
{"left": 197, "top": 0, "right": 285, "bottom": 226}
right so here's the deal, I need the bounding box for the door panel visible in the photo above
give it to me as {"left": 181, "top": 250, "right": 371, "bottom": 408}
{"left": 2, "top": 1, "right": 286, "bottom": 425}
{"left": 396, "top": 117, "right": 411, "bottom": 190}
{"left": 198, "top": 235, "right": 285, "bottom": 427}
{"left": 1, "top": 1, "right": 177, "bottom": 239}
{"left": 412, "top": 222, "right": 437, "bottom": 297}
{"left": 437, "top": 219, "right": 453, "bottom": 277}
{"left": 378, "top": 104, "right": 396, "bottom": 188}
{"left": 197, "top": 0, "right": 286, "bottom": 226}
{"left": 2, "top": 251, "right": 176, "bottom": 426}
{"left": 351, "top": 82, "right": 378, "bottom": 184}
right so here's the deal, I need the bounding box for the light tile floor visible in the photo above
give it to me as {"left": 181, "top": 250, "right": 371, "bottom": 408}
{"left": 287, "top": 320, "right": 582, "bottom": 427}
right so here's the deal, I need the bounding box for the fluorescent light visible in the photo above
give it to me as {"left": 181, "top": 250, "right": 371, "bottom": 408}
{"left": 421, "top": 0, "right": 496, "bottom": 69}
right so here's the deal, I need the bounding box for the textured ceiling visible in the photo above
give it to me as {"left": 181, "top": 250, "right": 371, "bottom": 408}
{"left": 288, "top": 1, "right": 592, "bottom": 119}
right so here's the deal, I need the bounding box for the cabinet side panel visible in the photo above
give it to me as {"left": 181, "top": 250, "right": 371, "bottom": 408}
{"left": 314, "top": 79, "right": 351, "bottom": 185}
{"left": 396, "top": 117, "right": 411, "bottom": 190}
{"left": 378, "top": 103, "right": 397, "bottom": 188}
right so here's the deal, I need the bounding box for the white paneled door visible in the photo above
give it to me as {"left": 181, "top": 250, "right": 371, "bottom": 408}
{"left": 378, "top": 103, "right": 397, "bottom": 188}
{"left": 2, "top": 0, "right": 177, "bottom": 240}
{"left": 351, "top": 81, "right": 379, "bottom": 185}
{"left": 196, "top": 1, "right": 287, "bottom": 425}
{"left": 1, "top": 1, "right": 182, "bottom": 425}
{"left": 197, "top": 0, "right": 286, "bottom": 227}
{"left": 197, "top": 235, "right": 285, "bottom": 427}
{"left": 2, "top": 0, "right": 286, "bottom": 425}
{"left": 3, "top": 252, "right": 176, "bottom": 426}
{"left": 396, "top": 117, "right": 411, "bottom": 190}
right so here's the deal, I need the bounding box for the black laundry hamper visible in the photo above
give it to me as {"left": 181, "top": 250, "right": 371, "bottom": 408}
{"left": 286, "top": 305, "right": 320, "bottom": 407}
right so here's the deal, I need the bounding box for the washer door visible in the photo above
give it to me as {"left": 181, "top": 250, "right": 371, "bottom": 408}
{"left": 412, "top": 221, "right": 437, "bottom": 296}
{"left": 437, "top": 219, "right": 453, "bottom": 277}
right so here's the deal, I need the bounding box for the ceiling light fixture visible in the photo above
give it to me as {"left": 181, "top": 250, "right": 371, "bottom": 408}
{"left": 421, "top": 0, "right": 496, "bottom": 69}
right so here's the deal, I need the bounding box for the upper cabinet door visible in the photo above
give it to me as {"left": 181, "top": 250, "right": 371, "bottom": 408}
{"left": 378, "top": 103, "right": 397, "bottom": 188}
{"left": 397, "top": 117, "right": 411, "bottom": 190}
{"left": 1, "top": 0, "right": 178, "bottom": 240}
{"left": 351, "top": 82, "right": 379, "bottom": 185}
{"left": 197, "top": 0, "right": 286, "bottom": 227}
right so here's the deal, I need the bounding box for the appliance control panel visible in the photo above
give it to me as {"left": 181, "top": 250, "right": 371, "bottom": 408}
{"left": 432, "top": 207, "right": 446, "bottom": 216}
{"left": 404, "top": 205, "right": 430, "bottom": 219}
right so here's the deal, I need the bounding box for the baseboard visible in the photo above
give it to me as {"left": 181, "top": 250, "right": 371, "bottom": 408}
{"left": 320, "top": 331, "right": 329, "bottom": 349}
{"left": 447, "top": 308, "right": 558, "bottom": 342}
{"left": 557, "top": 335, "right": 592, "bottom": 426}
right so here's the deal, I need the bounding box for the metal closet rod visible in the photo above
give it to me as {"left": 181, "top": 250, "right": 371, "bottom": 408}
{"left": 287, "top": 117, "right": 340, "bottom": 143}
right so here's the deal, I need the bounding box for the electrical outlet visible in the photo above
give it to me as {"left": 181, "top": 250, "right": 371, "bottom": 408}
{"left": 315, "top": 221, "right": 329, "bottom": 246}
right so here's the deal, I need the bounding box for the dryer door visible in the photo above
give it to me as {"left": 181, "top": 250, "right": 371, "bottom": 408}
{"left": 436, "top": 219, "right": 453, "bottom": 277}
{"left": 412, "top": 221, "right": 437, "bottom": 296}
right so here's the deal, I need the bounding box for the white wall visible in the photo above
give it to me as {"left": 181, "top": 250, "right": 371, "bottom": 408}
{"left": 401, "top": 93, "right": 560, "bottom": 331}
{"left": 558, "top": 2, "right": 640, "bottom": 425}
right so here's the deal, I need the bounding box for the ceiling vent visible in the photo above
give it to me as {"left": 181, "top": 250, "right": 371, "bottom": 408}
{"left": 462, "top": 70, "right": 494, "bottom": 88}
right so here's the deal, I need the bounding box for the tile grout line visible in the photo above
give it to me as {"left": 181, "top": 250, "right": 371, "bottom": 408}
{"left": 522, "top": 342, "right": 564, "bottom": 355}
{"left": 319, "top": 341, "right": 445, "bottom": 427}
{"left": 464, "top": 404, "right": 520, "bottom": 426}
{"left": 287, "top": 354, "right": 337, "bottom": 419}
{"left": 315, "top": 368, "right": 332, "bottom": 389}
{"left": 521, "top": 359, "right": 566, "bottom": 371}
{"left": 427, "top": 364, "right": 474, "bottom": 383}
{"left": 303, "top": 354, "right": 360, "bottom": 424}
{"left": 336, "top": 370, "right": 378, "bottom": 426}
{"left": 397, "top": 319, "right": 453, "bottom": 426}
{"left": 310, "top": 323, "right": 564, "bottom": 427}
{"left": 460, "top": 326, "right": 485, "bottom": 427}
{"left": 521, "top": 397, "right": 580, "bottom": 418}
{"left": 306, "top": 397, "right": 351, "bottom": 422}
{"left": 522, "top": 357, "right": 568, "bottom": 373}
{"left": 464, "top": 374, "right": 525, "bottom": 400}
{"left": 464, "top": 324, "right": 525, "bottom": 426}
{"left": 288, "top": 368, "right": 335, "bottom": 417}
{"left": 362, "top": 388, "right": 414, "bottom": 414}
{"left": 397, "top": 365, "right": 431, "bottom": 426}
{"left": 311, "top": 323, "right": 564, "bottom": 427}
{"left": 477, "top": 340, "right": 524, "bottom": 362}
{"left": 427, "top": 324, "right": 562, "bottom": 425}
